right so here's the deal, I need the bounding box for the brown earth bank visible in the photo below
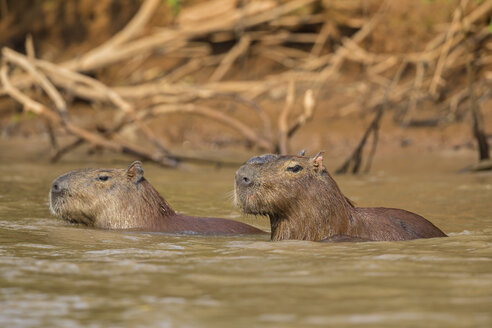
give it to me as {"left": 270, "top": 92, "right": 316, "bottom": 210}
{"left": 0, "top": 0, "right": 490, "bottom": 169}
{"left": 2, "top": 95, "right": 490, "bottom": 160}
{"left": 0, "top": 122, "right": 487, "bottom": 174}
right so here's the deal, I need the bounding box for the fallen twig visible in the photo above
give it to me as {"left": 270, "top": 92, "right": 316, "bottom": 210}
{"left": 278, "top": 80, "right": 295, "bottom": 155}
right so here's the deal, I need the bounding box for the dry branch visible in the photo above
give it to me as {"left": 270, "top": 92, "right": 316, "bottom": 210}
{"left": 143, "top": 103, "right": 271, "bottom": 150}
{"left": 288, "top": 89, "right": 315, "bottom": 138}
{"left": 336, "top": 62, "right": 407, "bottom": 174}
{"left": 0, "top": 63, "right": 178, "bottom": 166}
{"left": 317, "top": 0, "right": 391, "bottom": 82}
{"left": 0, "top": 65, "right": 60, "bottom": 124}
{"left": 209, "top": 35, "right": 251, "bottom": 82}
{"left": 4, "top": 48, "right": 174, "bottom": 157}
{"left": 63, "top": 0, "right": 162, "bottom": 72}
{"left": 3, "top": 48, "right": 67, "bottom": 115}
{"left": 278, "top": 80, "right": 295, "bottom": 155}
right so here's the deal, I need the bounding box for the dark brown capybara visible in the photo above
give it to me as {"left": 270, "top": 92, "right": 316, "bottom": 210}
{"left": 234, "top": 152, "right": 446, "bottom": 242}
{"left": 49, "top": 161, "right": 265, "bottom": 235}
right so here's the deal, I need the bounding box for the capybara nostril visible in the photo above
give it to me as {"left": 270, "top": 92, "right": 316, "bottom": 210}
{"left": 51, "top": 174, "right": 70, "bottom": 194}
{"left": 235, "top": 165, "right": 256, "bottom": 187}
{"left": 51, "top": 174, "right": 69, "bottom": 194}
{"left": 236, "top": 172, "right": 252, "bottom": 187}
{"left": 52, "top": 183, "right": 60, "bottom": 193}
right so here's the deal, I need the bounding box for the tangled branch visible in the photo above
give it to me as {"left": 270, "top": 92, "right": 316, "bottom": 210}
{"left": 0, "top": 0, "right": 490, "bottom": 170}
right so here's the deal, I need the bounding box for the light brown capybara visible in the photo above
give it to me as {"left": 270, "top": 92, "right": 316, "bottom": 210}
{"left": 50, "top": 161, "right": 265, "bottom": 235}
{"left": 234, "top": 152, "right": 446, "bottom": 242}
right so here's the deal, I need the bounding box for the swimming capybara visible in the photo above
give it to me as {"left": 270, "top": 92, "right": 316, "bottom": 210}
{"left": 234, "top": 152, "right": 446, "bottom": 242}
{"left": 50, "top": 161, "right": 264, "bottom": 235}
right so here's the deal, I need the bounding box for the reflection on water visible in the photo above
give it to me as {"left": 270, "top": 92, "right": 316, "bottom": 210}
{"left": 0, "top": 154, "right": 491, "bottom": 327}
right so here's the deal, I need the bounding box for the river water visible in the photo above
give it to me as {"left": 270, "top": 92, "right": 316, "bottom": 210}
{"left": 0, "top": 152, "right": 491, "bottom": 327}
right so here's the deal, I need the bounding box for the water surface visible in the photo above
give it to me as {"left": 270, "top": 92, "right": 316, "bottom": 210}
{"left": 0, "top": 154, "right": 491, "bottom": 327}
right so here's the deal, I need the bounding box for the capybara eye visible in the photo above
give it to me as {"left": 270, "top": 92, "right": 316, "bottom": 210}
{"left": 98, "top": 176, "right": 110, "bottom": 182}
{"left": 286, "top": 165, "right": 303, "bottom": 173}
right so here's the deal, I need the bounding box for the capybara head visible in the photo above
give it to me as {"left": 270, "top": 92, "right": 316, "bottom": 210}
{"left": 49, "top": 161, "right": 174, "bottom": 229}
{"left": 234, "top": 151, "right": 354, "bottom": 240}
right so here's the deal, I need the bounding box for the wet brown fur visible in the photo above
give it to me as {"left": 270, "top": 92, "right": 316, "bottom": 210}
{"left": 234, "top": 153, "right": 446, "bottom": 242}
{"left": 49, "top": 162, "right": 264, "bottom": 235}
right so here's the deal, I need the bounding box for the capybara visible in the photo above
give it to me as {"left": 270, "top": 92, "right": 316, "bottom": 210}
{"left": 234, "top": 152, "right": 446, "bottom": 242}
{"left": 50, "top": 161, "right": 264, "bottom": 235}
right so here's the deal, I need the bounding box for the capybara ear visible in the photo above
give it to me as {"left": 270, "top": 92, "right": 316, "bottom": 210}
{"left": 298, "top": 149, "right": 306, "bottom": 156}
{"left": 127, "top": 161, "right": 144, "bottom": 182}
{"left": 310, "top": 151, "right": 324, "bottom": 171}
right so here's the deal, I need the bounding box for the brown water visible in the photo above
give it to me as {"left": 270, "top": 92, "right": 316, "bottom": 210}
{"left": 1, "top": 153, "right": 491, "bottom": 327}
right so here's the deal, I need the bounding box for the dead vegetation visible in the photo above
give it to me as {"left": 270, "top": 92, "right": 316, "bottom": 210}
{"left": 0, "top": 0, "right": 491, "bottom": 171}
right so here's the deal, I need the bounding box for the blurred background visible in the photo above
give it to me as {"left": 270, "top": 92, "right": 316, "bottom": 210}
{"left": 0, "top": 0, "right": 491, "bottom": 172}
{"left": 1, "top": 2, "right": 492, "bottom": 327}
